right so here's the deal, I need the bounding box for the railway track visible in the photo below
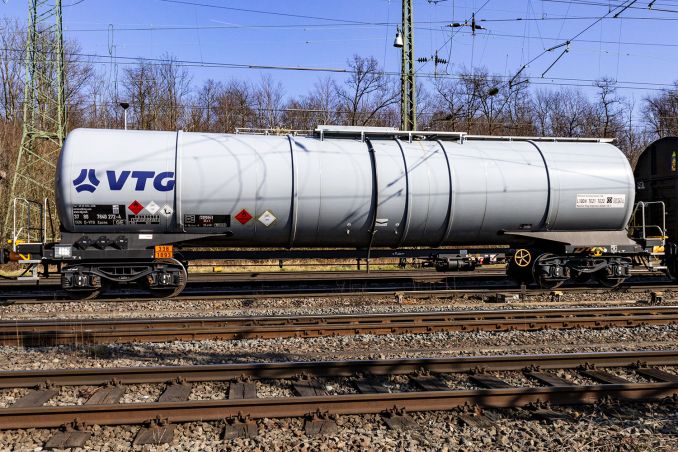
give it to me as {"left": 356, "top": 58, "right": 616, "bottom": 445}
{"left": 0, "top": 270, "right": 673, "bottom": 304}
{"left": 0, "top": 269, "right": 510, "bottom": 303}
{"left": 1, "top": 350, "right": 677, "bottom": 446}
{"left": 3, "top": 305, "right": 678, "bottom": 346}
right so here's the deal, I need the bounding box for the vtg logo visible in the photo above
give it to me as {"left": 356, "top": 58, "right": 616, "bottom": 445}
{"left": 73, "top": 169, "right": 175, "bottom": 193}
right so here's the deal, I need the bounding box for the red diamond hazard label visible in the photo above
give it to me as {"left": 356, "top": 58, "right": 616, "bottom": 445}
{"left": 128, "top": 200, "right": 144, "bottom": 215}
{"left": 235, "top": 209, "right": 253, "bottom": 225}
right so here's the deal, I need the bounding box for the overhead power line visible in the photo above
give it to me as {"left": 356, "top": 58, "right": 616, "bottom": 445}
{"left": 158, "top": 0, "right": 379, "bottom": 25}
{"left": 26, "top": 12, "right": 671, "bottom": 34}
{"left": 509, "top": 0, "right": 642, "bottom": 86}
{"left": 0, "top": 46, "right": 673, "bottom": 91}
{"left": 541, "top": 0, "right": 678, "bottom": 14}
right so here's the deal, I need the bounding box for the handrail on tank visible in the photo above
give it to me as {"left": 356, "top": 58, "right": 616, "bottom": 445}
{"left": 235, "top": 127, "right": 312, "bottom": 136}
{"left": 313, "top": 126, "right": 613, "bottom": 144}
{"left": 43, "top": 197, "right": 56, "bottom": 244}
{"left": 11, "top": 197, "right": 44, "bottom": 252}
{"left": 314, "top": 125, "right": 466, "bottom": 142}
{"left": 630, "top": 201, "right": 667, "bottom": 241}
{"left": 464, "top": 135, "right": 615, "bottom": 143}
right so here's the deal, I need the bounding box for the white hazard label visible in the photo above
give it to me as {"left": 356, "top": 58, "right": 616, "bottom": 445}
{"left": 258, "top": 210, "right": 277, "bottom": 227}
{"left": 145, "top": 201, "right": 160, "bottom": 215}
{"left": 159, "top": 204, "right": 173, "bottom": 217}
{"left": 576, "top": 194, "right": 626, "bottom": 208}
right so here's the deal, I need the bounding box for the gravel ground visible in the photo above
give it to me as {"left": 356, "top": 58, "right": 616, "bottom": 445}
{"left": 1, "top": 403, "right": 677, "bottom": 451}
{"left": 1, "top": 291, "right": 678, "bottom": 450}
{"left": 1, "top": 324, "right": 677, "bottom": 370}
{"left": 0, "top": 289, "right": 667, "bottom": 321}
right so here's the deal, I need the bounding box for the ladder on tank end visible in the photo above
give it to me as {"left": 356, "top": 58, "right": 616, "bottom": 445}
{"left": 629, "top": 201, "right": 668, "bottom": 272}
{"left": 7, "top": 197, "right": 56, "bottom": 280}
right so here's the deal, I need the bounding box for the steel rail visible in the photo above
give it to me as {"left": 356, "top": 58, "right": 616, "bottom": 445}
{"left": 1, "top": 383, "right": 677, "bottom": 429}
{"left": 0, "top": 274, "right": 511, "bottom": 302}
{"left": 0, "top": 350, "right": 676, "bottom": 388}
{"left": 0, "top": 269, "right": 503, "bottom": 285}
{"left": 2, "top": 306, "right": 678, "bottom": 346}
{"left": 1, "top": 350, "right": 678, "bottom": 429}
{"left": 0, "top": 271, "right": 671, "bottom": 304}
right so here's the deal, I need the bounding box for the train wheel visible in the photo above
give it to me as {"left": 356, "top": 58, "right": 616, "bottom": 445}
{"left": 61, "top": 268, "right": 104, "bottom": 299}
{"left": 594, "top": 271, "right": 625, "bottom": 288}
{"left": 147, "top": 260, "right": 187, "bottom": 298}
{"left": 532, "top": 253, "right": 566, "bottom": 289}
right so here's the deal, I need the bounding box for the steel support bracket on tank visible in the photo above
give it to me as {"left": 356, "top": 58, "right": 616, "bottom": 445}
{"left": 55, "top": 232, "right": 225, "bottom": 260}
{"left": 502, "top": 230, "right": 643, "bottom": 254}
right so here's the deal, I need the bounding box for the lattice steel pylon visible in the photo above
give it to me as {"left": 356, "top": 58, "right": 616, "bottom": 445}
{"left": 3, "top": 0, "right": 66, "bottom": 244}
{"left": 400, "top": 0, "right": 416, "bottom": 131}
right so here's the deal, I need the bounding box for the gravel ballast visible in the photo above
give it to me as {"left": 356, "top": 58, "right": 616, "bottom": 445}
{"left": 0, "top": 290, "right": 666, "bottom": 321}
{"left": 1, "top": 404, "right": 676, "bottom": 451}
{"left": 1, "top": 291, "right": 677, "bottom": 450}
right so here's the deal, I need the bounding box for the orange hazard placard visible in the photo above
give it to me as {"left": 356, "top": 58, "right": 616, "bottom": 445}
{"left": 154, "top": 245, "right": 173, "bottom": 259}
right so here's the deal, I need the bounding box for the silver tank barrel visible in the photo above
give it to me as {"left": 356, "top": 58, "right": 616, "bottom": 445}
{"left": 57, "top": 128, "right": 635, "bottom": 247}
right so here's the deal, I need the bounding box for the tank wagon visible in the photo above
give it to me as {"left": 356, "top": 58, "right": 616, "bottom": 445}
{"left": 633, "top": 137, "right": 678, "bottom": 277}
{"left": 2, "top": 126, "right": 646, "bottom": 298}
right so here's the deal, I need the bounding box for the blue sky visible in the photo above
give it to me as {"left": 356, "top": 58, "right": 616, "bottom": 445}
{"left": 3, "top": 0, "right": 678, "bottom": 103}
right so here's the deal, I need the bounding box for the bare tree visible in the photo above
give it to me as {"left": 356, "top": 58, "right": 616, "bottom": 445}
{"left": 428, "top": 77, "right": 466, "bottom": 132}
{"left": 186, "top": 79, "right": 222, "bottom": 132}
{"left": 503, "top": 78, "right": 534, "bottom": 135}
{"left": 251, "top": 75, "right": 285, "bottom": 130}
{"left": 0, "top": 19, "right": 24, "bottom": 123}
{"left": 212, "top": 79, "right": 254, "bottom": 132}
{"left": 594, "top": 77, "right": 623, "bottom": 138}
{"left": 428, "top": 70, "right": 533, "bottom": 135}
{"left": 78, "top": 71, "right": 116, "bottom": 128}
{"left": 336, "top": 55, "right": 398, "bottom": 126}
{"left": 617, "top": 97, "right": 649, "bottom": 167}
{"left": 532, "top": 89, "right": 555, "bottom": 136}
{"left": 63, "top": 41, "right": 96, "bottom": 130}
{"left": 644, "top": 82, "right": 678, "bottom": 138}
{"left": 283, "top": 76, "right": 341, "bottom": 130}
{"left": 122, "top": 61, "right": 156, "bottom": 129}
{"left": 155, "top": 54, "right": 191, "bottom": 130}
{"left": 548, "top": 88, "right": 595, "bottom": 137}
{"left": 0, "top": 19, "right": 25, "bottom": 206}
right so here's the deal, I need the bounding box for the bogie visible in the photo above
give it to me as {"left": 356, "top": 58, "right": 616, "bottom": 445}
{"left": 61, "top": 259, "right": 187, "bottom": 299}
{"left": 507, "top": 249, "right": 631, "bottom": 289}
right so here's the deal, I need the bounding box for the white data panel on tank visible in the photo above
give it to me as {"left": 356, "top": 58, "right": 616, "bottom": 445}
{"left": 536, "top": 141, "right": 635, "bottom": 231}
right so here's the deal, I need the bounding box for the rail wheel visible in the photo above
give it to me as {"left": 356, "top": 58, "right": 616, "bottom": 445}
{"left": 507, "top": 248, "right": 535, "bottom": 284}
{"left": 61, "top": 267, "right": 104, "bottom": 300}
{"left": 594, "top": 270, "right": 625, "bottom": 288}
{"left": 147, "top": 259, "right": 187, "bottom": 298}
{"left": 532, "top": 253, "right": 566, "bottom": 289}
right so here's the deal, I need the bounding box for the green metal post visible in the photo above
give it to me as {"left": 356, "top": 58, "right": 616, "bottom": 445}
{"left": 3, "top": 0, "right": 66, "bottom": 243}
{"left": 400, "top": 0, "right": 416, "bottom": 131}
